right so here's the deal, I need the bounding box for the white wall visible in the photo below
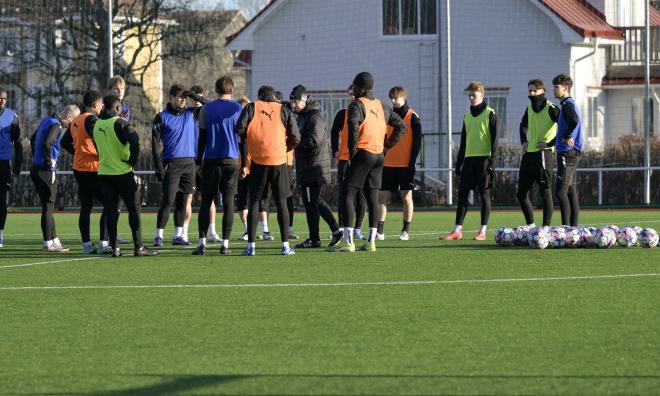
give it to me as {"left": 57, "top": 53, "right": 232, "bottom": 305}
{"left": 439, "top": 0, "right": 571, "bottom": 150}
{"left": 604, "top": 86, "right": 660, "bottom": 145}
{"left": 604, "top": 0, "right": 645, "bottom": 27}
{"left": 248, "top": 0, "right": 438, "bottom": 137}
{"left": 241, "top": 0, "right": 617, "bottom": 166}
{"left": 571, "top": 44, "right": 609, "bottom": 151}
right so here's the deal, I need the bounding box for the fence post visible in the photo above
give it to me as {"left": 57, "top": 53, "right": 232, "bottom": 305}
{"left": 598, "top": 170, "right": 603, "bottom": 205}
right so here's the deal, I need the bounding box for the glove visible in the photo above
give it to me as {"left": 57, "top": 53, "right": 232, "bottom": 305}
{"left": 154, "top": 166, "right": 164, "bottom": 182}
{"left": 487, "top": 158, "right": 494, "bottom": 173}
{"left": 12, "top": 163, "right": 21, "bottom": 177}
{"left": 195, "top": 157, "right": 203, "bottom": 167}
{"left": 455, "top": 164, "right": 462, "bottom": 177}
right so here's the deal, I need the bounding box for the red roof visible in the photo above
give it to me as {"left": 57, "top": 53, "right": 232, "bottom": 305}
{"left": 651, "top": 6, "right": 660, "bottom": 26}
{"left": 602, "top": 77, "right": 660, "bottom": 85}
{"left": 539, "top": 0, "right": 624, "bottom": 40}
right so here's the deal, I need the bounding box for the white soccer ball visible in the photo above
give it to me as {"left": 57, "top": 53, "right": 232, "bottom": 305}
{"left": 639, "top": 228, "right": 659, "bottom": 248}
{"left": 513, "top": 226, "right": 530, "bottom": 246}
{"left": 495, "top": 227, "right": 515, "bottom": 247}
{"left": 616, "top": 227, "right": 638, "bottom": 248}
{"left": 528, "top": 227, "right": 549, "bottom": 249}
{"left": 605, "top": 224, "right": 620, "bottom": 234}
{"left": 596, "top": 227, "right": 616, "bottom": 249}
{"left": 548, "top": 227, "right": 567, "bottom": 248}
{"left": 576, "top": 227, "right": 593, "bottom": 247}
{"left": 587, "top": 227, "right": 601, "bottom": 247}
{"left": 564, "top": 227, "right": 580, "bottom": 248}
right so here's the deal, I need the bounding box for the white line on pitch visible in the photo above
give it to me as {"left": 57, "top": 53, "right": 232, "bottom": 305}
{"left": 0, "top": 257, "right": 100, "bottom": 269}
{"left": 1, "top": 272, "right": 658, "bottom": 291}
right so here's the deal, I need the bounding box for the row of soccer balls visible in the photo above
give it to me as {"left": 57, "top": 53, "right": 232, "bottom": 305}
{"left": 495, "top": 225, "right": 659, "bottom": 249}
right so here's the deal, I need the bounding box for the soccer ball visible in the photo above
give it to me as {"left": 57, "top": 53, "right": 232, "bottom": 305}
{"left": 587, "top": 226, "right": 601, "bottom": 247}
{"left": 616, "top": 227, "right": 638, "bottom": 248}
{"left": 528, "top": 227, "right": 549, "bottom": 249}
{"left": 564, "top": 227, "right": 580, "bottom": 248}
{"left": 576, "top": 227, "right": 593, "bottom": 247}
{"left": 495, "top": 227, "right": 515, "bottom": 247}
{"left": 513, "top": 226, "right": 530, "bottom": 246}
{"left": 638, "top": 228, "right": 659, "bottom": 248}
{"left": 631, "top": 225, "right": 643, "bottom": 235}
{"left": 605, "top": 224, "right": 620, "bottom": 234}
{"left": 548, "top": 227, "right": 566, "bottom": 248}
{"left": 596, "top": 227, "right": 616, "bottom": 248}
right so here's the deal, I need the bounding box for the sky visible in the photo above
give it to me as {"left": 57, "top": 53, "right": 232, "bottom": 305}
{"left": 197, "top": 0, "right": 269, "bottom": 18}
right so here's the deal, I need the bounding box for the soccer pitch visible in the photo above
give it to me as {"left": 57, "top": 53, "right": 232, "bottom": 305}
{"left": 1, "top": 210, "right": 659, "bottom": 395}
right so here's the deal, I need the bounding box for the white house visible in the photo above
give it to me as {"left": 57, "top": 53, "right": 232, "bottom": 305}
{"left": 227, "top": 0, "right": 660, "bottom": 169}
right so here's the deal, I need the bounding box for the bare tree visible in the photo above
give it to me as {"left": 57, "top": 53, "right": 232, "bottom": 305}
{"left": 0, "top": 0, "right": 215, "bottom": 117}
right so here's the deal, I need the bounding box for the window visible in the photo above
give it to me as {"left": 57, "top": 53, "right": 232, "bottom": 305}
{"left": 587, "top": 96, "right": 599, "bottom": 138}
{"left": 383, "top": 0, "right": 436, "bottom": 36}
{"left": 489, "top": 96, "right": 508, "bottom": 141}
{"left": 308, "top": 91, "right": 352, "bottom": 135}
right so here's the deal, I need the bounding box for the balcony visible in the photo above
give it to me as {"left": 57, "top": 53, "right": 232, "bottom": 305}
{"left": 608, "top": 26, "right": 660, "bottom": 78}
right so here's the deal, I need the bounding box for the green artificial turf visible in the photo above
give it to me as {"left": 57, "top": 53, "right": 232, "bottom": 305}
{"left": 1, "top": 210, "right": 659, "bottom": 395}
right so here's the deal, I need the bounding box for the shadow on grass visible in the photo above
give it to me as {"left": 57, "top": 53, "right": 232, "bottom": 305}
{"left": 12, "top": 372, "right": 660, "bottom": 396}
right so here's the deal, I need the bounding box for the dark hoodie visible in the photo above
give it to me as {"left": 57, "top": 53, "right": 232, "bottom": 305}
{"left": 293, "top": 97, "right": 331, "bottom": 185}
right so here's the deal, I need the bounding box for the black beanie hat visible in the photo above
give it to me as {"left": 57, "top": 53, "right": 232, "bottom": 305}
{"left": 290, "top": 84, "right": 308, "bottom": 101}
{"left": 352, "top": 72, "right": 374, "bottom": 90}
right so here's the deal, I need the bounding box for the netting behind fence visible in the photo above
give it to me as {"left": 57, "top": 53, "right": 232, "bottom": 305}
{"left": 1, "top": 0, "right": 659, "bottom": 208}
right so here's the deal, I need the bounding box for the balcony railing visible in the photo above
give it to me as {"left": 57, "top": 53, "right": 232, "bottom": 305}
{"left": 609, "top": 26, "right": 660, "bottom": 65}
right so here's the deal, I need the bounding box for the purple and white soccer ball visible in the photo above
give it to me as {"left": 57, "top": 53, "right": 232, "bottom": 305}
{"left": 638, "top": 228, "right": 659, "bottom": 248}
{"left": 576, "top": 227, "right": 593, "bottom": 247}
{"left": 548, "top": 227, "right": 566, "bottom": 248}
{"left": 605, "top": 224, "right": 620, "bottom": 234}
{"left": 596, "top": 227, "right": 616, "bottom": 248}
{"left": 514, "top": 226, "right": 530, "bottom": 246}
{"left": 528, "top": 227, "right": 549, "bottom": 249}
{"left": 495, "top": 227, "right": 515, "bottom": 247}
{"left": 564, "top": 227, "right": 580, "bottom": 248}
{"left": 631, "top": 225, "right": 643, "bottom": 235}
{"left": 616, "top": 227, "right": 638, "bottom": 248}
{"left": 587, "top": 226, "right": 601, "bottom": 247}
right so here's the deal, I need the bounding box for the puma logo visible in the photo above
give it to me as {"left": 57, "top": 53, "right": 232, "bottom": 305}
{"left": 98, "top": 127, "right": 107, "bottom": 136}
{"left": 369, "top": 109, "right": 379, "bottom": 119}
{"left": 261, "top": 110, "right": 274, "bottom": 121}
